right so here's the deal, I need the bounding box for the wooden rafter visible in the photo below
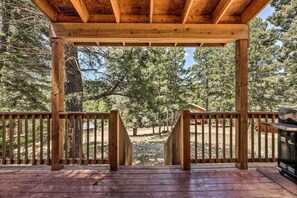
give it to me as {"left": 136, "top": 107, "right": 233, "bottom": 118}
{"left": 181, "top": 0, "right": 195, "bottom": 24}
{"left": 150, "top": 0, "right": 154, "bottom": 23}
{"left": 212, "top": 0, "right": 233, "bottom": 24}
{"left": 31, "top": 0, "right": 58, "bottom": 21}
{"left": 70, "top": 0, "right": 90, "bottom": 23}
{"left": 110, "top": 0, "right": 121, "bottom": 23}
{"left": 241, "top": 0, "right": 271, "bottom": 24}
{"left": 51, "top": 23, "right": 249, "bottom": 44}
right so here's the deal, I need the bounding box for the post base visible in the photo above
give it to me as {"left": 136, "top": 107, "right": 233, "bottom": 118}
{"left": 235, "top": 162, "right": 248, "bottom": 170}
{"left": 51, "top": 164, "right": 64, "bottom": 171}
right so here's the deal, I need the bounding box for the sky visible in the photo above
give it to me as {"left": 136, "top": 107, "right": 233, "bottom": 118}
{"left": 184, "top": 4, "right": 275, "bottom": 68}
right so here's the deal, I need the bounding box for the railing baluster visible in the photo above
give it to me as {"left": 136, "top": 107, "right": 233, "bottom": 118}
{"left": 79, "top": 115, "right": 83, "bottom": 165}
{"left": 230, "top": 114, "right": 233, "bottom": 161}
{"left": 17, "top": 116, "right": 21, "bottom": 164}
{"left": 258, "top": 115, "right": 261, "bottom": 161}
{"left": 72, "top": 115, "right": 75, "bottom": 164}
{"left": 9, "top": 115, "right": 13, "bottom": 164}
{"left": 194, "top": 115, "right": 197, "bottom": 163}
{"left": 32, "top": 115, "right": 36, "bottom": 165}
{"left": 65, "top": 115, "right": 68, "bottom": 164}
{"left": 215, "top": 114, "right": 219, "bottom": 162}
{"left": 47, "top": 114, "right": 50, "bottom": 165}
{"left": 25, "top": 115, "right": 29, "bottom": 164}
{"left": 222, "top": 114, "right": 226, "bottom": 162}
{"left": 101, "top": 118, "right": 104, "bottom": 162}
{"left": 94, "top": 117, "right": 97, "bottom": 162}
{"left": 272, "top": 114, "right": 275, "bottom": 162}
{"left": 209, "top": 114, "right": 212, "bottom": 161}
{"left": 265, "top": 114, "right": 268, "bottom": 162}
{"left": 251, "top": 114, "right": 254, "bottom": 162}
{"left": 202, "top": 115, "right": 205, "bottom": 163}
{"left": 40, "top": 115, "right": 43, "bottom": 164}
{"left": 2, "top": 115, "right": 6, "bottom": 164}
{"left": 87, "top": 115, "right": 90, "bottom": 163}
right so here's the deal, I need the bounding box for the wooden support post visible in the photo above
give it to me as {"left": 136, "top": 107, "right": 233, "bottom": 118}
{"left": 181, "top": 110, "right": 191, "bottom": 170}
{"left": 109, "top": 110, "right": 119, "bottom": 171}
{"left": 235, "top": 39, "right": 248, "bottom": 170}
{"left": 51, "top": 37, "right": 65, "bottom": 171}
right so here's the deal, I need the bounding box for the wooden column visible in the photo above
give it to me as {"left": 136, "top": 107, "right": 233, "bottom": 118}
{"left": 51, "top": 37, "right": 65, "bottom": 171}
{"left": 181, "top": 110, "right": 191, "bottom": 170}
{"left": 235, "top": 39, "right": 248, "bottom": 170}
{"left": 109, "top": 110, "right": 119, "bottom": 171}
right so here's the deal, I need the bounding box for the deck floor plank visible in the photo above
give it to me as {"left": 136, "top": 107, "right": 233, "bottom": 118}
{"left": 0, "top": 165, "right": 296, "bottom": 198}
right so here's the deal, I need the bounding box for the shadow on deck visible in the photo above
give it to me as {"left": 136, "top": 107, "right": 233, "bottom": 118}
{"left": 0, "top": 163, "right": 296, "bottom": 197}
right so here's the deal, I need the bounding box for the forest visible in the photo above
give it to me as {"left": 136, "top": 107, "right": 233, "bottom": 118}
{"left": 0, "top": 0, "right": 296, "bottom": 135}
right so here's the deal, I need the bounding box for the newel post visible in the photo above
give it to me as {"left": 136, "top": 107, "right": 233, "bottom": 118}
{"left": 51, "top": 37, "right": 65, "bottom": 171}
{"left": 109, "top": 110, "right": 119, "bottom": 171}
{"left": 235, "top": 39, "right": 249, "bottom": 170}
{"left": 181, "top": 110, "right": 191, "bottom": 170}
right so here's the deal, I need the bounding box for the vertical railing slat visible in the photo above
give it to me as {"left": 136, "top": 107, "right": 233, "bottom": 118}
{"left": 194, "top": 115, "right": 197, "bottom": 163}
{"left": 251, "top": 114, "right": 254, "bottom": 162}
{"left": 40, "top": 115, "right": 43, "bottom": 164}
{"left": 32, "top": 115, "right": 36, "bottom": 165}
{"left": 258, "top": 116, "right": 261, "bottom": 161}
{"left": 215, "top": 114, "right": 219, "bottom": 162}
{"left": 222, "top": 114, "right": 226, "bottom": 162}
{"left": 72, "top": 115, "right": 75, "bottom": 164}
{"left": 265, "top": 114, "right": 268, "bottom": 162}
{"left": 9, "top": 115, "right": 13, "bottom": 164}
{"left": 87, "top": 115, "right": 90, "bottom": 163}
{"left": 79, "top": 115, "right": 83, "bottom": 165}
{"left": 17, "top": 116, "right": 21, "bottom": 164}
{"left": 209, "top": 115, "right": 212, "bottom": 161}
{"left": 2, "top": 115, "right": 6, "bottom": 164}
{"left": 230, "top": 114, "right": 233, "bottom": 161}
{"left": 101, "top": 118, "right": 104, "bottom": 162}
{"left": 47, "top": 115, "right": 51, "bottom": 165}
{"left": 201, "top": 115, "right": 205, "bottom": 163}
{"left": 272, "top": 114, "right": 276, "bottom": 161}
{"left": 65, "top": 116, "right": 68, "bottom": 164}
{"left": 94, "top": 117, "right": 97, "bottom": 162}
{"left": 25, "top": 115, "right": 29, "bottom": 164}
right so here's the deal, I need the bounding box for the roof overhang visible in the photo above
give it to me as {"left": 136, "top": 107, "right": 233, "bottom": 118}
{"left": 33, "top": 0, "right": 271, "bottom": 47}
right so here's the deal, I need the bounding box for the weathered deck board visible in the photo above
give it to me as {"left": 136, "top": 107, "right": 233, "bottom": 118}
{"left": 0, "top": 165, "right": 296, "bottom": 198}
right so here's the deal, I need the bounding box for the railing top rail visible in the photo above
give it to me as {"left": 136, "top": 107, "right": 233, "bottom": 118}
{"left": 190, "top": 112, "right": 240, "bottom": 115}
{"left": 0, "top": 112, "right": 51, "bottom": 115}
{"left": 248, "top": 112, "right": 278, "bottom": 115}
{"left": 59, "top": 112, "right": 110, "bottom": 116}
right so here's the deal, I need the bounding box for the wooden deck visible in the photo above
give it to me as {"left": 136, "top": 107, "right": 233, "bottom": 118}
{"left": 0, "top": 164, "right": 296, "bottom": 198}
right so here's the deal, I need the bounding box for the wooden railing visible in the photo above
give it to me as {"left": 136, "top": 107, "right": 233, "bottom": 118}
{"left": 0, "top": 112, "right": 52, "bottom": 165}
{"left": 59, "top": 112, "right": 110, "bottom": 165}
{"left": 190, "top": 112, "right": 240, "bottom": 163}
{"left": 0, "top": 111, "right": 132, "bottom": 171}
{"left": 165, "top": 111, "right": 279, "bottom": 169}
{"left": 248, "top": 112, "right": 278, "bottom": 162}
{"left": 164, "top": 110, "right": 190, "bottom": 170}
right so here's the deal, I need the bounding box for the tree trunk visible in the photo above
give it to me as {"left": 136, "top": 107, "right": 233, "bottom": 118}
{"left": 152, "top": 125, "right": 155, "bottom": 134}
{"left": 133, "top": 128, "right": 138, "bottom": 136}
{"left": 64, "top": 43, "right": 83, "bottom": 158}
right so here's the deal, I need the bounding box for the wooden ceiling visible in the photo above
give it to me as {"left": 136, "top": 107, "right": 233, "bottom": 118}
{"left": 32, "top": 0, "right": 271, "bottom": 47}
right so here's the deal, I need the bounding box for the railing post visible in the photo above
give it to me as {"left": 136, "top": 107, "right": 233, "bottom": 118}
{"left": 51, "top": 37, "right": 65, "bottom": 171}
{"left": 181, "top": 110, "right": 191, "bottom": 170}
{"left": 235, "top": 39, "right": 248, "bottom": 170}
{"left": 109, "top": 110, "right": 119, "bottom": 171}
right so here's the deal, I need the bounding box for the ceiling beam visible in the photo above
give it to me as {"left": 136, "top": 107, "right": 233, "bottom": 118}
{"left": 150, "top": 0, "right": 154, "bottom": 23}
{"left": 110, "top": 0, "right": 121, "bottom": 23}
{"left": 31, "top": 0, "right": 58, "bottom": 21}
{"left": 241, "top": 0, "right": 271, "bottom": 24}
{"left": 70, "top": 0, "right": 90, "bottom": 23}
{"left": 212, "top": 0, "right": 233, "bottom": 24}
{"left": 181, "top": 0, "right": 194, "bottom": 24}
{"left": 51, "top": 23, "right": 249, "bottom": 44}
